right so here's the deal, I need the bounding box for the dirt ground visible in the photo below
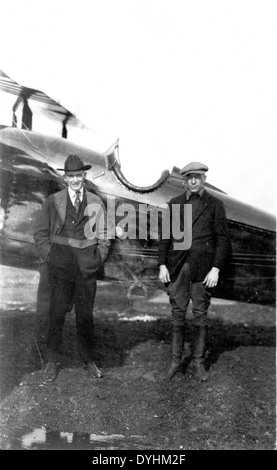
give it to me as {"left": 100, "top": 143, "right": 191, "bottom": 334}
{"left": 0, "top": 266, "right": 276, "bottom": 451}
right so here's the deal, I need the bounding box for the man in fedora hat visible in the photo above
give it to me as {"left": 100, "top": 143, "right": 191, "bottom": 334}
{"left": 34, "top": 154, "right": 110, "bottom": 382}
{"left": 158, "top": 162, "right": 229, "bottom": 381}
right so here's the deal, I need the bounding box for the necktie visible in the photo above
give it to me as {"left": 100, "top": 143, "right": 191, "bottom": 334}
{"left": 74, "top": 190, "right": 81, "bottom": 214}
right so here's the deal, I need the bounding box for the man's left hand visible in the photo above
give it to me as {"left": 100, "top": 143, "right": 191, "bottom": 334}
{"left": 203, "top": 267, "right": 219, "bottom": 288}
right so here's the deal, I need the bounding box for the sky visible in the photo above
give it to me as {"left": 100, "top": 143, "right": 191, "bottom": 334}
{"left": 0, "top": 0, "right": 276, "bottom": 215}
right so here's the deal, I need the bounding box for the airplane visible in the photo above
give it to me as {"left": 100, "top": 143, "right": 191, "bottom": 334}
{"left": 0, "top": 71, "right": 276, "bottom": 306}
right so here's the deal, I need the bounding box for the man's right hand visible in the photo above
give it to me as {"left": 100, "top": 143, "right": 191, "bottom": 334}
{"left": 159, "top": 265, "right": 171, "bottom": 283}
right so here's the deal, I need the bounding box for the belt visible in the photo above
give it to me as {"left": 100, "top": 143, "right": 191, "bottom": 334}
{"left": 50, "top": 234, "right": 97, "bottom": 249}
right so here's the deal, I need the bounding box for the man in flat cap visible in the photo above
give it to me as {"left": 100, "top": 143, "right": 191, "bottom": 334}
{"left": 34, "top": 154, "right": 110, "bottom": 382}
{"left": 158, "top": 162, "right": 229, "bottom": 381}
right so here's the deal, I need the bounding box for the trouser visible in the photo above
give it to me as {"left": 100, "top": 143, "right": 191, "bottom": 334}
{"left": 166, "top": 263, "right": 212, "bottom": 380}
{"left": 46, "top": 266, "right": 97, "bottom": 363}
{"left": 168, "top": 263, "right": 212, "bottom": 328}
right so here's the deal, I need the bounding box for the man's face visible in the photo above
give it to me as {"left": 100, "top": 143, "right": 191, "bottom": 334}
{"left": 184, "top": 172, "right": 206, "bottom": 194}
{"left": 64, "top": 170, "right": 86, "bottom": 191}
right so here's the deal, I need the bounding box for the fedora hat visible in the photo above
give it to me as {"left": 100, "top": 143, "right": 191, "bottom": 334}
{"left": 58, "top": 154, "right": 92, "bottom": 172}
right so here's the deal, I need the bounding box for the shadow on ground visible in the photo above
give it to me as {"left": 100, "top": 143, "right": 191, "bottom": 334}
{"left": 0, "top": 269, "right": 276, "bottom": 450}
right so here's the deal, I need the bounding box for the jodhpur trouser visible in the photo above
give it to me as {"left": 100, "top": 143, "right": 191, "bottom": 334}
{"left": 46, "top": 266, "right": 97, "bottom": 364}
{"left": 167, "top": 263, "right": 212, "bottom": 327}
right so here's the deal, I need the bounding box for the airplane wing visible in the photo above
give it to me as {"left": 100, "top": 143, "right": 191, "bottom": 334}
{"left": 0, "top": 70, "right": 109, "bottom": 150}
{"left": 0, "top": 70, "right": 71, "bottom": 130}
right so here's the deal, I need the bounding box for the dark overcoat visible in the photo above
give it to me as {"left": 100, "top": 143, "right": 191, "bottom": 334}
{"left": 158, "top": 189, "right": 230, "bottom": 282}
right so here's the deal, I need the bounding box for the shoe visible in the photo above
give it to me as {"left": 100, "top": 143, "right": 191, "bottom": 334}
{"left": 166, "top": 360, "right": 181, "bottom": 380}
{"left": 43, "top": 361, "right": 57, "bottom": 382}
{"left": 190, "top": 358, "right": 208, "bottom": 382}
{"left": 84, "top": 361, "right": 103, "bottom": 378}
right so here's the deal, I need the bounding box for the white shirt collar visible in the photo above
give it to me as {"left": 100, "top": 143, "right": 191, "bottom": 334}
{"left": 68, "top": 187, "right": 84, "bottom": 205}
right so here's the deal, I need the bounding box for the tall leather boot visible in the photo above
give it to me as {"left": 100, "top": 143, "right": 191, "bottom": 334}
{"left": 166, "top": 324, "right": 184, "bottom": 380}
{"left": 191, "top": 326, "right": 208, "bottom": 381}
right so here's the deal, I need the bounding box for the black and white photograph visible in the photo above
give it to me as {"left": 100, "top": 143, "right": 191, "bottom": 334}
{"left": 0, "top": 0, "right": 276, "bottom": 454}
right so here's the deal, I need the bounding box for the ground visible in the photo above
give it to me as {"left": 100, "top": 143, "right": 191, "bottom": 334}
{"left": 0, "top": 266, "right": 276, "bottom": 451}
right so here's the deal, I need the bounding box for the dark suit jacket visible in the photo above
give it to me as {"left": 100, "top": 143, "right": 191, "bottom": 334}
{"left": 158, "top": 189, "right": 229, "bottom": 282}
{"left": 34, "top": 188, "right": 111, "bottom": 278}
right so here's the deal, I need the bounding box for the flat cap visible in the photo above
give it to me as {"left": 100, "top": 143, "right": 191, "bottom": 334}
{"left": 180, "top": 161, "right": 209, "bottom": 177}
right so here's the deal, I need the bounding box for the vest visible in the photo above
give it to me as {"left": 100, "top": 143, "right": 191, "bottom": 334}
{"left": 58, "top": 192, "right": 88, "bottom": 240}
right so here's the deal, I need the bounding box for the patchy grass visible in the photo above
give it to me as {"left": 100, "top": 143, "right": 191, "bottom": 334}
{"left": 0, "top": 267, "right": 276, "bottom": 450}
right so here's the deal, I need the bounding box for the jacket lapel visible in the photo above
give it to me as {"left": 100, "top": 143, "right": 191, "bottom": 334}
{"left": 53, "top": 188, "right": 68, "bottom": 224}
{"left": 86, "top": 191, "right": 97, "bottom": 205}
{"left": 190, "top": 190, "right": 211, "bottom": 225}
